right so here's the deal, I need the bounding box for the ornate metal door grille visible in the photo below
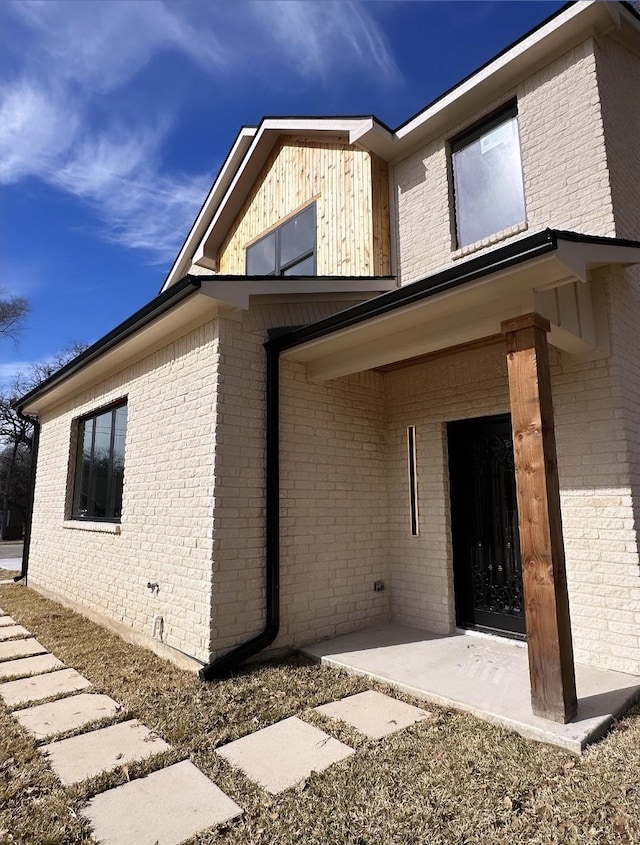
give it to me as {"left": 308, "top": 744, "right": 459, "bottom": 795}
{"left": 448, "top": 414, "right": 525, "bottom": 637}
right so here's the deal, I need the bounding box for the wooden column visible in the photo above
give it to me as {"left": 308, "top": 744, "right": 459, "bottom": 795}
{"left": 501, "top": 313, "right": 577, "bottom": 723}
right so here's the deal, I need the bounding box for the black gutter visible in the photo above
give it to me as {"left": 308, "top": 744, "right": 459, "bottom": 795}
{"left": 14, "top": 412, "right": 39, "bottom": 585}
{"left": 266, "top": 229, "right": 640, "bottom": 354}
{"left": 270, "top": 229, "right": 557, "bottom": 352}
{"left": 199, "top": 340, "right": 281, "bottom": 679}
{"left": 13, "top": 275, "right": 202, "bottom": 413}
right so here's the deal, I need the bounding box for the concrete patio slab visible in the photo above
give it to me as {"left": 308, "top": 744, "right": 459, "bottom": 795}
{"left": 315, "top": 690, "right": 431, "bottom": 739}
{"left": 0, "top": 638, "right": 47, "bottom": 661}
{"left": 82, "top": 760, "right": 243, "bottom": 845}
{"left": 0, "top": 625, "right": 31, "bottom": 640}
{"left": 0, "top": 653, "right": 63, "bottom": 679}
{"left": 302, "top": 624, "right": 640, "bottom": 753}
{"left": 0, "top": 667, "right": 91, "bottom": 708}
{"left": 16, "top": 693, "right": 120, "bottom": 740}
{"left": 42, "top": 719, "right": 171, "bottom": 785}
{"left": 216, "top": 716, "right": 354, "bottom": 794}
{"left": 0, "top": 616, "right": 16, "bottom": 626}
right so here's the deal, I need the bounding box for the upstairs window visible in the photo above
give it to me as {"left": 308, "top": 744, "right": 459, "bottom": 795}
{"left": 246, "top": 203, "right": 316, "bottom": 276}
{"left": 72, "top": 402, "right": 128, "bottom": 521}
{"left": 451, "top": 104, "right": 526, "bottom": 248}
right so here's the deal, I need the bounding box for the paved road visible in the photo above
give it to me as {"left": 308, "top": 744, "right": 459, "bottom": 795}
{"left": 0, "top": 543, "right": 22, "bottom": 569}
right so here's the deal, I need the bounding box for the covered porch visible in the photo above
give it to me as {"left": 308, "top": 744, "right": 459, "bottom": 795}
{"left": 273, "top": 230, "right": 640, "bottom": 726}
{"left": 302, "top": 623, "right": 640, "bottom": 752}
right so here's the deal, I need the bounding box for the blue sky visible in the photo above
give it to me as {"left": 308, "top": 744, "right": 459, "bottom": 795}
{"left": 0, "top": 0, "right": 565, "bottom": 387}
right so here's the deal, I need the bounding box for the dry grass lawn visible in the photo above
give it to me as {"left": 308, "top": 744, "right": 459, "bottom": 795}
{"left": 0, "top": 582, "right": 639, "bottom": 845}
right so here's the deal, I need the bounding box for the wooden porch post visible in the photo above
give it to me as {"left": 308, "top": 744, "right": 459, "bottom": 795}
{"left": 501, "top": 313, "right": 577, "bottom": 723}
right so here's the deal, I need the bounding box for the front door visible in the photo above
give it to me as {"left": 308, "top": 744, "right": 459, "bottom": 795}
{"left": 447, "top": 414, "right": 525, "bottom": 637}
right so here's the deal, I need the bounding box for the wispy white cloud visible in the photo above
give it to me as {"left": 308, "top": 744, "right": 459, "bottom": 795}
{"left": 0, "top": 79, "right": 79, "bottom": 184}
{"left": 1, "top": 0, "right": 400, "bottom": 263}
{"left": 253, "top": 1, "right": 400, "bottom": 82}
{"left": 10, "top": 0, "right": 231, "bottom": 94}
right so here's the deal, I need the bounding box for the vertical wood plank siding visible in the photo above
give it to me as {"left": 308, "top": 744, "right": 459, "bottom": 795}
{"left": 371, "top": 154, "right": 391, "bottom": 276}
{"left": 218, "top": 138, "right": 391, "bottom": 276}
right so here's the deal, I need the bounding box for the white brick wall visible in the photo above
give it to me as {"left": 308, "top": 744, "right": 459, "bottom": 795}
{"left": 29, "top": 323, "right": 220, "bottom": 663}
{"left": 278, "top": 361, "right": 389, "bottom": 646}
{"left": 394, "top": 39, "right": 615, "bottom": 284}
{"left": 208, "top": 299, "right": 387, "bottom": 659}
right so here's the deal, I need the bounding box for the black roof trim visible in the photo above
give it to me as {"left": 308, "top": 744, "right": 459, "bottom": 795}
{"left": 267, "top": 229, "right": 640, "bottom": 353}
{"left": 258, "top": 113, "right": 395, "bottom": 134}
{"left": 394, "top": 2, "right": 573, "bottom": 134}
{"left": 194, "top": 273, "right": 395, "bottom": 282}
{"left": 15, "top": 275, "right": 202, "bottom": 412}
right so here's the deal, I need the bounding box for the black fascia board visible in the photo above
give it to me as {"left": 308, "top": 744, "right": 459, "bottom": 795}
{"left": 193, "top": 273, "right": 395, "bottom": 282}
{"left": 268, "top": 228, "right": 640, "bottom": 354}
{"left": 14, "top": 275, "right": 202, "bottom": 413}
{"left": 268, "top": 229, "right": 559, "bottom": 353}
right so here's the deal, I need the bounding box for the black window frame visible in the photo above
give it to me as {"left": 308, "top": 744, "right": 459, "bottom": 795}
{"left": 450, "top": 101, "right": 526, "bottom": 249}
{"left": 71, "top": 399, "right": 128, "bottom": 523}
{"left": 246, "top": 203, "right": 316, "bottom": 276}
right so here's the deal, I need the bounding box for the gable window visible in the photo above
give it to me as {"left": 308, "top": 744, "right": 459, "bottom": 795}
{"left": 72, "top": 402, "right": 128, "bottom": 521}
{"left": 451, "top": 104, "right": 526, "bottom": 249}
{"left": 246, "top": 203, "right": 316, "bottom": 276}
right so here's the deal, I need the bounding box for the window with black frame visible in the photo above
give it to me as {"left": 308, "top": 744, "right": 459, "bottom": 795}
{"left": 72, "top": 402, "right": 128, "bottom": 521}
{"left": 246, "top": 203, "right": 316, "bottom": 276}
{"left": 451, "top": 103, "right": 526, "bottom": 249}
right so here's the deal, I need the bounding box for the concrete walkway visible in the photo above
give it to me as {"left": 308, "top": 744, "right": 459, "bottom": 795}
{"left": 302, "top": 623, "right": 640, "bottom": 753}
{"left": 0, "top": 599, "right": 431, "bottom": 844}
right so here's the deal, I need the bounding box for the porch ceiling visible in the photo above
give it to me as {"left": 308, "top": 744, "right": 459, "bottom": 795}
{"left": 282, "top": 234, "right": 640, "bottom": 381}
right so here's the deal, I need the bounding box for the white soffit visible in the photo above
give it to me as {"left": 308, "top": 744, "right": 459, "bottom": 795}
{"left": 284, "top": 241, "right": 640, "bottom": 380}
{"left": 22, "top": 295, "right": 221, "bottom": 415}
{"left": 199, "top": 276, "right": 396, "bottom": 309}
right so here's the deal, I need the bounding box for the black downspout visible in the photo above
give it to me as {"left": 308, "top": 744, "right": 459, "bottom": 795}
{"left": 199, "top": 342, "right": 280, "bottom": 679}
{"left": 14, "top": 412, "right": 40, "bottom": 585}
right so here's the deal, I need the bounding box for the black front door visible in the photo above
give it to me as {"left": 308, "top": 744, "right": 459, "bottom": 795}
{"left": 447, "top": 414, "right": 525, "bottom": 637}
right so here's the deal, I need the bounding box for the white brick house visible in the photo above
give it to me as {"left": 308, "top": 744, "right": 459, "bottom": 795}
{"left": 15, "top": 1, "right": 640, "bottom": 722}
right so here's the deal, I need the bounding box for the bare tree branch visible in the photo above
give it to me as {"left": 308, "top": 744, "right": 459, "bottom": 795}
{"left": 0, "top": 288, "right": 29, "bottom": 340}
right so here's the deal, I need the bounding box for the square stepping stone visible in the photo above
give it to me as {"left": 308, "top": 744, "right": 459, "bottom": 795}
{"left": 0, "top": 616, "right": 16, "bottom": 626}
{"left": 0, "top": 625, "right": 31, "bottom": 641}
{"left": 315, "top": 690, "right": 431, "bottom": 739}
{"left": 42, "top": 719, "right": 171, "bottom": 785}
{"left": 0, "top": 653, "right": 63, "bottom": 679}
{"left": 0, "top": 668, "right": 91, "bottom": 708}
{"left": 216, "top": 716, "right": 354, "bottom": 794}
{"left": 0, "top": 638, "right": 47, "bottom": 661}
{"left": 82, "top": 760, "right": 243, "bottom": 845}
{"left": 16, "top": 693, "right": 120, "bottom": 740}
